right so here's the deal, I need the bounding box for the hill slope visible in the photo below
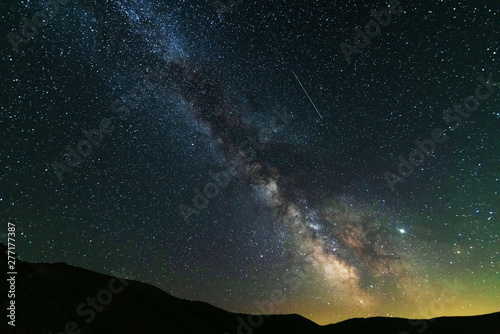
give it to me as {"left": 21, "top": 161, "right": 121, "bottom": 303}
{"left": 1, "top": 257, "right": 498, "bottom": 334}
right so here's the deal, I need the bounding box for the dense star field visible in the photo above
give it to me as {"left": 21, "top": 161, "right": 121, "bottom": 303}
{"left": 1, "top": 0, "right": 499, "bottom": 326}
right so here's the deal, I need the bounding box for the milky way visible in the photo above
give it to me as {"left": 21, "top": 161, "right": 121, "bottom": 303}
{"left": 2, "top": 0, "right": 499, "bottom": 326}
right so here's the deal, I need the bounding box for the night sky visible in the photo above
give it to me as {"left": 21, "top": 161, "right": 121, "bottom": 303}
{"left": 1, "top": 0, "right": 499, "bottom": 326}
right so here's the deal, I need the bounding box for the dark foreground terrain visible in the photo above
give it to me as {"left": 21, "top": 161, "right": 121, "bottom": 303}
{"left": 1, "top": 252, "right": 498, "bottom": 334}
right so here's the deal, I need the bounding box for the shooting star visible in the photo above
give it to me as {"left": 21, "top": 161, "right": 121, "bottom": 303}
{"left": 292, "top": 70, "right": 323, "bottom": 120}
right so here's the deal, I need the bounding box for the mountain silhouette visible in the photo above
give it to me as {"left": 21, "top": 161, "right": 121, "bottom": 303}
{"left": 1, "top": 245, "right": 498, "bottom": 334}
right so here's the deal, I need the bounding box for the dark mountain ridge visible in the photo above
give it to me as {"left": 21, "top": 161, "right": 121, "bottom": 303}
{"left": 1, "top": 253, "right": 498, "bottom": 334}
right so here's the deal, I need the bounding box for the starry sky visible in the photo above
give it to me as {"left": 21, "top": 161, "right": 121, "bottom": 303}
{"left": 1, "top": 0, "right": 499, "bottom": 326}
